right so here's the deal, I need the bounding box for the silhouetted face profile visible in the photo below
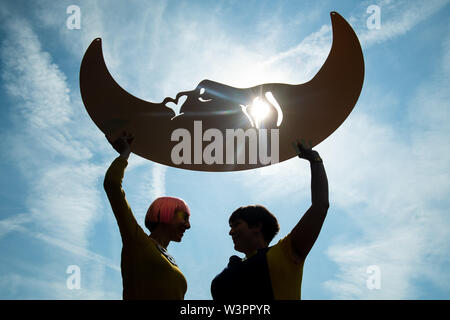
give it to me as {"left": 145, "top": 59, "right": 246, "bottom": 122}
{"left": 163, "top": 211, "right": 190, "bottom": 242}
{"left": 229, "top": 219, "right": 261, "bottom": 254}
{"left": 171, "top": 79, "right": 283, "bottom": 130}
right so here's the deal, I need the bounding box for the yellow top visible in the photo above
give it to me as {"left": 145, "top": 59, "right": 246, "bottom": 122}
{"left": 212, "top": 233, "right": 304, "bottom": 300}
{"left": 104, "top": 156, "right": 187, "bottom": 300}
{"left": 266, "top": 234, "right": 305, "bottom": 299}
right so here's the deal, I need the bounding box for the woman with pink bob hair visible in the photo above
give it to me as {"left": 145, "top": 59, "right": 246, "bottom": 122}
{"left": 104, "top": 132, "right": 191, "bottom": 300}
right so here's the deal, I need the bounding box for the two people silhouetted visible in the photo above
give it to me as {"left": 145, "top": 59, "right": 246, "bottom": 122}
{"left": 104, "top": 134, "right": 328, "bottom": 300}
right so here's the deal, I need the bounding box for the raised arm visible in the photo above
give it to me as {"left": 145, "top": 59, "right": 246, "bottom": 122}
{"left": 103, "top": 133, "right": 140, "bottom": 242}
{"left": 290, "top": 142, "right": 329, "bottom": 262}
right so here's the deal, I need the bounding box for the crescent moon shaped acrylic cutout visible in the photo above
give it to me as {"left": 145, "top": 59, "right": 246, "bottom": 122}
{"left": 79, "top": 11, "right": 364, "bottom": 172}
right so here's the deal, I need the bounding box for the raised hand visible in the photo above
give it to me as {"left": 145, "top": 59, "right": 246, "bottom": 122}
{"left": 295, "top": 140, "right": 322, "bottom": 163}
{"left": 106, "top": 132, "right": 134, "bottom": 158}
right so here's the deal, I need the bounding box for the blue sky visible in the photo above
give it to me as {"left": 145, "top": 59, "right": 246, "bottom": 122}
{"left": 0, "top": 0, "right": 449, "bottom": 299}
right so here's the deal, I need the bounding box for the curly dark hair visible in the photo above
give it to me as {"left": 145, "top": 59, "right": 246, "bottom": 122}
{"left": 229, "top": 205, "right": 280, "bottom": 244}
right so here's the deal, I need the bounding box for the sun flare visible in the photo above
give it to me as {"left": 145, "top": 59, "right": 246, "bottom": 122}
{"left": 250, "top": 97, "right": 270, "bottom": 125}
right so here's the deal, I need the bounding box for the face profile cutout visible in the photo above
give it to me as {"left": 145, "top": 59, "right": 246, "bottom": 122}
{"left": 80, "top": 12, "right": 364, "bottom": 172}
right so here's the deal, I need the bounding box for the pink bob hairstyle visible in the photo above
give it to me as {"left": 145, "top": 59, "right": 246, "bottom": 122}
{"left": 145, "top": 197, "right": 190, "bottom": 231}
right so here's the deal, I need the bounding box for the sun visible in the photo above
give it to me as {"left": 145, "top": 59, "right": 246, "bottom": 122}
{"left": 250, "top": 97, "right": 270, "bottom": 127}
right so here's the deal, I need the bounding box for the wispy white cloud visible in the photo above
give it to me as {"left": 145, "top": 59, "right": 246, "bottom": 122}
{"left": 321, "top": 114, "right": 449, "bottom": 298}
{"left": 150, "top": 163, "right": 167, "bottom": 199}
{"left": 358, "top": 0, "right": 450, "bottom": 48}
{"left": 0, "top": 214, "right": 120, "bottom": 272}
{"left": 262, "top": 24, "right": 332, "bottom": 83}
{"left": 1, "top": 17, "right": 72, "bottom": 129}
{"left": 0, "top": 11, "right": 117, "bottom": 299}
{"left": 1, "top": 15, "right": 99, "bottom": 240}
{"left": 260, "top": 0, "right": 450, "bottom": 77}
{"left": 0, "top": 213, "right": 32, "bottom": 238}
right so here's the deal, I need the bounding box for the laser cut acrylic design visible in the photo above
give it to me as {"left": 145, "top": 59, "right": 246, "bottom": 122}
{"left": 79, "top": 12, "right": 364, "bottom": 171}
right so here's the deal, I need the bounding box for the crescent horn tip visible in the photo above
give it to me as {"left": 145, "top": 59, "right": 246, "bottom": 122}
{"left": 329, "top": 11, "right": 344, "bottom": 22}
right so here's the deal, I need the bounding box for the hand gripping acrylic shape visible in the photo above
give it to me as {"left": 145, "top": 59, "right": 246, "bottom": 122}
{"left": 79, "top": 12, "right": 364, "bottom": 172}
